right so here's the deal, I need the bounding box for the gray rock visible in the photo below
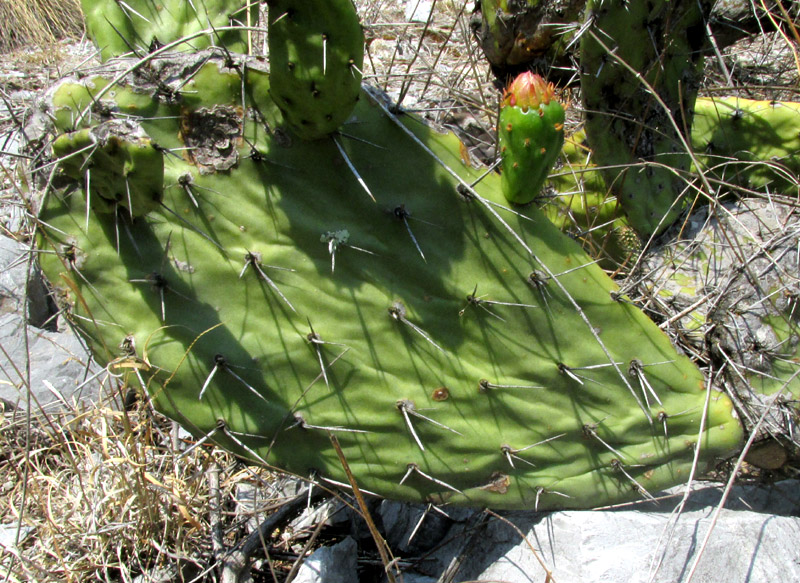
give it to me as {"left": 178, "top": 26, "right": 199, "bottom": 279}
{"left": 0, "top": 521, "right": 34, "bottom": 550}
{"left": 405, "top": 1, "right": 434, "bottom": 23}
{"left": 292, "top": 536, "right": 358, "bottom": 583}
{"left": 411, "top": 480, "right": 800, "bottom": 583}
{"left": 0, "top": 312, "right": 100, "bottom": 412}
{"left": 0, "top": 235, "right": 54, "bottom": 328}
{"left": 379, "top": 500, "right": 474, "bottom": 555}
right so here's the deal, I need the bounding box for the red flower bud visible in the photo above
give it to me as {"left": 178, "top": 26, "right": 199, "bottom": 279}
{"left": 501, "top": 72, "right": 557, "bottom": 112}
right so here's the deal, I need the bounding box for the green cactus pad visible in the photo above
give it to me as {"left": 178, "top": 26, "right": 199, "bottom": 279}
{"left": 80, "top": 0, "right": 256, "bottom": 61}
{"left": 267, "top": 0, "right": 365, "bottom": 140}
{"left": 540, "top": 97, "right": 800, "bottom": 268}
{"left": 34, "top": 52, "right": 742, "bottom": 510}
{"left": 692, "top": 97, "right": 800, "bottom": 198}
{"left": 580, "top": 0, "right": 712, "bottom": 236}
{"left": 498, "top": 72, "right": 565, "bottom": 205}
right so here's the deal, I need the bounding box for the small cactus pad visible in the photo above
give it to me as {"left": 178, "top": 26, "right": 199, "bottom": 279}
{"left": 267, "top": 0, "right": 365, "bottom": 140}
{"left": 498, "top": 72, "right": 565, "bottom": 205}
{"left": 33, "top": 52, "right": 742, "bottom": 510}
{"left": 52, "top": 120, "right": 164, "bottom": 217}
{"left": 80, "top": 0, "right": 255, "bottom": 61}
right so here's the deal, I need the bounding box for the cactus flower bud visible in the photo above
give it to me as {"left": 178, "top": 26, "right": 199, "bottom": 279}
{"left": 498, "top": 72, "right": 565, "bottom": 204}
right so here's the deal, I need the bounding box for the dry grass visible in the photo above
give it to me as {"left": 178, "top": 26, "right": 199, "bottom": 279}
{"left": 0, "top": 1, "right": 799, "bottom": 582}
{"left": 0, "top": 376, "right": 292, "bottom": 582}
{"left": 0, "top": 0, "right": 84, "bottom": 53}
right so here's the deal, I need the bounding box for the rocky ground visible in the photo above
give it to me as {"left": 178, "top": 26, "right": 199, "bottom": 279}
{"left": 1, "top": 2, "right": 799, "bottom": 582}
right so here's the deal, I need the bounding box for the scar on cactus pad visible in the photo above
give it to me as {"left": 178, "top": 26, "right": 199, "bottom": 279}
{"left": 498, "top": 72, "right": 565, "bottom": 205}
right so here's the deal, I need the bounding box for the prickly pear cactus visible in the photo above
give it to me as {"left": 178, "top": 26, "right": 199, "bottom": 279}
{"left": 580, "top": 0, "right": 712, "bottom": 236}
{"left": 51, "top": 119, "right": 164, "bottom": 217}
{"left": 498, "top": 72, "right": 565, "bottom": 205}
{"left": 267, "top": 0, "right": 365, "bottom": 139}
{"left": 541, "top": 97, "right": 800, "bottom": 268}
{"left": 31, "top": 51, "right": 742, "bottom": 510}
{"left": 80, "top": 0, "right": 256, "bottom": 61}
{"left": 543, "top": 131, "right": 639, "bottom": 270}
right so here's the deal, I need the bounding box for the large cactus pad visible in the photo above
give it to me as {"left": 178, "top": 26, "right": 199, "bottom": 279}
{"left": 33, "top": 52, "right": 742, "bottom": 510}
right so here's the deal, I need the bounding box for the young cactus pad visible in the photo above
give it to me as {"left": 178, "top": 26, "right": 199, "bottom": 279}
{"left": 33, "top": 51, "right": 742, "bottom": 510}
{"left": 80, "top": 0, "right": 256, "bottom": 61}
{"left": 498, "top": 72, "right": 565, "bottom": 205}
{"left": 267, "top": 0, "right": 365, "bottom": 139}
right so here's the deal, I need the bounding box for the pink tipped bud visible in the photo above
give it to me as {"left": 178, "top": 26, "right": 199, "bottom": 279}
{"left": 501, "top": 72, "right": 557, "bottom": 112}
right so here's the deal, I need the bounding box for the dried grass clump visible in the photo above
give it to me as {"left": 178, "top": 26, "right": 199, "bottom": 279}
{"left": 0, "top": 0, "right": 84, "bottom": 53}
{"left": 0, "top": 380, "right": 279, "bottom": 583}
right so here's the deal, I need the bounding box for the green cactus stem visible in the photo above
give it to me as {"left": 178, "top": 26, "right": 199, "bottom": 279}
{"left": 476, "top": 0, "right": 586, "bottom": 81}
{"left": 478, "top": 0, "right": 544, "bottom": 69}
{"left": 540, "top": 96, "right": 800, "bottom": 268}
{"left": 498, "top": 72, "right": 565, "bottom": 205}
{"left": 580, "top": 0, "right": 713, "bottom": 236}
{"left": 32, "top": 51, "right": 742, "bottom": 510}
{"left": 80, "top": 0, "right": 256, "bottom": 61}
{"left": 267, "top": 0, "right": 365, "bottom": 140}
{"left": 691, "top": 97, "right": 800, "bottom": 198}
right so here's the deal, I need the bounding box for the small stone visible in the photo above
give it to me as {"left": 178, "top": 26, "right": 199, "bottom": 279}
{"left": 405, "top": 1, "right": 434, "bottom": 23}
{"left": 292, "top": 536, "right": 358, "bottom": 583}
